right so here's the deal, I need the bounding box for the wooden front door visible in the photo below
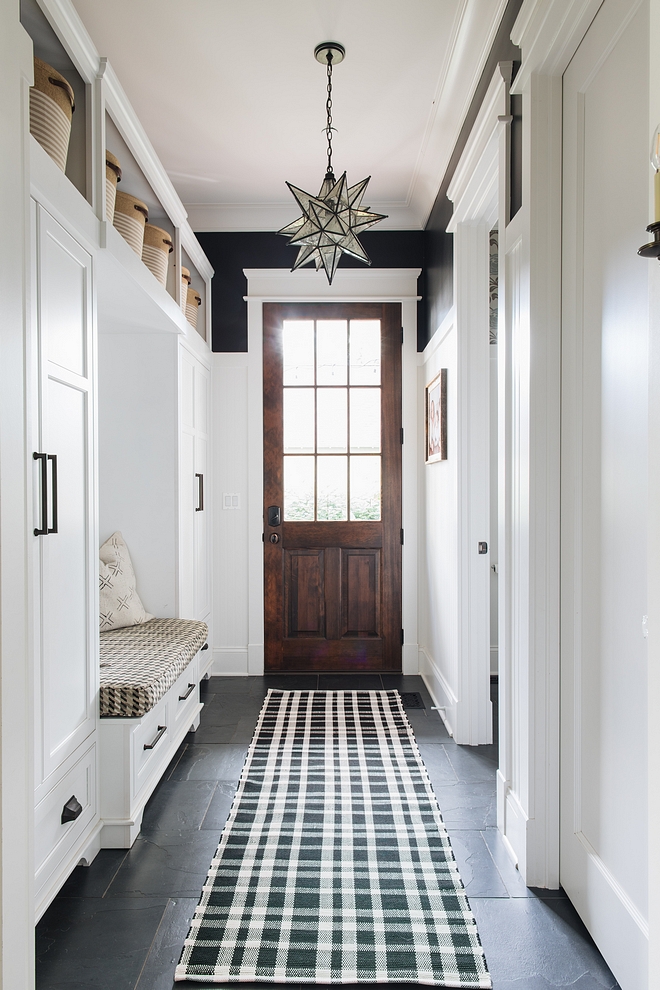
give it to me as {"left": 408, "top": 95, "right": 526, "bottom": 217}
{"left": 263, "top": 303, "right": 402, "bottom": 672}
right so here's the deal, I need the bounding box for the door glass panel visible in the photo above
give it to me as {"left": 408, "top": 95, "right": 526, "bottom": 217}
{"left": 283, "top": 321, "right": 314, "bottom": 385}
{"left": 350, "top": 389, "right": 380, "bottom": 452}
{"left": 317, "top": 456, "right": 347, "bottom": 520}
{"left": 350, "top": 320, "right": 380, "bottom": 385}
{"left": 317, "top": 388, "right": 347, "bottom": 453}
{"left": 350, "top": 456, "right": 381, "bottom": 520}
{"left": 317, "top": 321, "right": 347, "bottom": 385}
{"left": 284, "top": 389, "right": 314, "bottom": 453}
{"left": 284, "top": 456, "right": 314, "bottom": 520}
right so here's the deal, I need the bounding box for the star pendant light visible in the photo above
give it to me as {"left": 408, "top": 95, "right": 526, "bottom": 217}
{"left": 278, "top": 42, "right": 387, "bottom": 285}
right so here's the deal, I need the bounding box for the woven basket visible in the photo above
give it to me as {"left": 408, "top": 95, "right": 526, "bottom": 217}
{"left": 105, "top": 151, "right": 122, "bottom": 223}
{"left": 142, "top": 224, "right": 173, "bottom": 286}
{"left": 180, "top": 266, "right": 191, "bottom": 314}
{"left": 113, "top": 191, "right": 148, "bottom": 255}
{"left": 29, "top": 57, "right": 75, "bottom": 172}
{"left": 186, "top": 286, "right": 202, "bottom": 330}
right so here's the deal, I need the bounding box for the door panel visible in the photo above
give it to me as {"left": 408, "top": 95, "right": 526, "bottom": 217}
{"left": 561, "top": 2, "right": 648, "bottom": 987}
{"left": 264, "top": 303, "right": 401, "bottom": 672}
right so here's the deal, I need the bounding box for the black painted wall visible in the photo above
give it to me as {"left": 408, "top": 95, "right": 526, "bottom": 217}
{"left": 196, "top": 230, "right": 425, "bottom": 352}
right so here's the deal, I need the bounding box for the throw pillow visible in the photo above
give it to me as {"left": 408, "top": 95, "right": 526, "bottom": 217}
{"left": 99, "top": 531, "right": 153, "bottom": 631}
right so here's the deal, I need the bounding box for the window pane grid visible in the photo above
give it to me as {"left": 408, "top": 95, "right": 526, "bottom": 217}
{"left": 283, "top": 319, "right": 381, "bottom": 521}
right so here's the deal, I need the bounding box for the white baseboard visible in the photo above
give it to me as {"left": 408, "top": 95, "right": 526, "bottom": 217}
{"left": 212, "top": 649, "right": 249, "bottom": 676}
{"left": 418, "top": 647, "right": 457, "bottom": 737}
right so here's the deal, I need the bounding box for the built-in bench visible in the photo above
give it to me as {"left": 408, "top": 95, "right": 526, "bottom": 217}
{"left": 99, "top": 618, "right": 211, "bottom": 847}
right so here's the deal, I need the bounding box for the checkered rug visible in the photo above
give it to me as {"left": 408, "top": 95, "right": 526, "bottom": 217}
{"left": 175, "top": 690, "right": 491, "bottom": 987}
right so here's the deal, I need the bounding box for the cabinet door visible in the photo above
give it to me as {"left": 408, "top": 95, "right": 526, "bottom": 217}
{"left": 179, "top": 347, "right": 211, "bottom": 621}
{"left": 193, "top": 361, "right": 210, "bottom": 620}
{"left": 34, "top": 205, "right": 97, "bottom": 785}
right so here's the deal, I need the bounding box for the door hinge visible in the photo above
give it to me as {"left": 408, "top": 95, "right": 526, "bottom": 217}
{"left": 262, "top": 532, "right": 265, "bottom": 542}
{"left": 401, "top": 327, "right": 404, "bottom": 346}
{"left": 401, "top": 628, "right": 404, "bottom": 645}
{"left": 400, "top": 427, "right": 404, "bottom": 445}
{"left": 400, "top": 528, "right": 404, "bottom": 545}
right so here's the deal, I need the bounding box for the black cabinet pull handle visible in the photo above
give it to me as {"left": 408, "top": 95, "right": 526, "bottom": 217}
{"left": 178, "top": 682, "right": 195, "bottom": 701}
{"left": 201, "top": 642, "right": 209, "bottom": 651}
{"left": 34, "top": 452, "right": 48, "bottom": 536}
{"left": 195, "top": 473, "right": 204, "bottom": 511}
{"left": 61, "top": 795, "right": 83, "bottom": 824}
{"left": 48, "top": 454, "right": 58, "bottom": 534}
{"left": 143, "top": 725, "right": 167, "bottom": 750}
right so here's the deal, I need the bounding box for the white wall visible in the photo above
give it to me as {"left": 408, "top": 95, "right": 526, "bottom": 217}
{"left": 98, "top": 332, "right": 179, "bottom": 616}
{"left": 418, "top": 313, "right": 459, "bottom": 731}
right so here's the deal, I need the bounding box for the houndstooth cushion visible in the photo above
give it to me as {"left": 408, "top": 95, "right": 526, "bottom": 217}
{"left": 100, "top": 618, "right": 208, "bottom": 718}
{"left": 99, "top": 531, "right": 153, "bottom": 631}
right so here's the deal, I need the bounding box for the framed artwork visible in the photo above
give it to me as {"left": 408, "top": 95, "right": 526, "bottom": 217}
{"left": 425, "top": 368, "right": 447, "bottom": 462}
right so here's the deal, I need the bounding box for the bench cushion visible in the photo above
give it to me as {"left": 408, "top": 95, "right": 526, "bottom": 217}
{"left": 100, "top": 618, "right": 208, "bottom": 718}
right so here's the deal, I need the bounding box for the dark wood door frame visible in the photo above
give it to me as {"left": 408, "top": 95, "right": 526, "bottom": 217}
{"left": 263, "top": 302, "right": 402, "bottom": 672}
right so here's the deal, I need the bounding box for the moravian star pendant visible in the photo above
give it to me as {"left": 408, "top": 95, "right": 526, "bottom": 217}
{"left": 278, "top": 171, "right": 387, "bottom": 285}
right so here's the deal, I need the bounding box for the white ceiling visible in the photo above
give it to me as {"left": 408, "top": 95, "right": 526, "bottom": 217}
{"left": 71, "top": 0, "right": 507, "bottom": 231}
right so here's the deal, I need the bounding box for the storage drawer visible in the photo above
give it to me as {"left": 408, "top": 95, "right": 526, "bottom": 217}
{"left": 35, "top": 741, "right": 97, "bottom": 886}
{"left": 131, "top": 696, "right": 170, "bottom": 798}
{"left": 172, "top": 654, "right": 200, "bottom": 729}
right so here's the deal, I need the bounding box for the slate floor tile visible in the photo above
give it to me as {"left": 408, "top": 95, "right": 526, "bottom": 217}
{"left": 134, "top": 896, "right": 198, "bottom": 990}
{"left": 58, "top": 848, "right": 128, "bottom": 899}
{"left": 140, "top": 779, "right": 217, "bottom": 832}
{"left": 469, "top": 896, "right": 620, "bottom": 989}
{"left": 200, "top": 780, "right": 238, "bottom": 832}
{"left": 433, "top": 780, "right": 497, "bottom": 829}
{"left": 318, "top": 673, "right": 385, "bottom": 690}
{"left": 189, "top": 721, "right": 242, "bottom": 745}
{"left": 415, "top": 742, "right": 459, "bottom": 785}
{"left": 447, "top": 830, "right": 509, "bottom": 898}
{"left": 36, "top": 895, "right": 169, "bottom": 990}
{"left": 481, "top": 828, "right": 538, "bottom": 898}
{"left": 168, "top": 744, "right": 248, "bottom": 783}
{"left": 405, "top": 709, "right": 452, "bottom": 740}
{"left": 443, "top": 742, "right": 499, "bottom": 782}
{"left": 106, "top": 830, "right": 219, "bottom": 899}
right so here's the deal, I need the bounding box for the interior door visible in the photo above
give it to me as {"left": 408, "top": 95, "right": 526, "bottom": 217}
{"left": 561, "top": 1, "right": 648, "bottom": 987}
{"left": 264, "top": 303, "right": 402, "bottom": 672}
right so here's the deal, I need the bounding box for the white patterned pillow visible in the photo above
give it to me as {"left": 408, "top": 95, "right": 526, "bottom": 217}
{"left": 99, "top": 532, "right": 154, "bottom": 631}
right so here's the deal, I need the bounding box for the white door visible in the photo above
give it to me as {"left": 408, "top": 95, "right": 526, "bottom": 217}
{"left": 33, "top": 204, "right": 96, "bottom": 784}
{"left": 561, "top": 1, "right": 649, "bottom": 987}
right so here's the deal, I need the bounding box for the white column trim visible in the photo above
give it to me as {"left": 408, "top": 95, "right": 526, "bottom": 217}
{"left": 244, "top": 267, "right": 420, "bottom": 676}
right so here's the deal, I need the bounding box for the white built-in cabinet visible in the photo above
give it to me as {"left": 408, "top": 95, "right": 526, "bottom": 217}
{"left": 31, "top": 202, "right": 100, "bottom": 922}
{"left": 23, "top": 0, "right": 214, "bottom": 922}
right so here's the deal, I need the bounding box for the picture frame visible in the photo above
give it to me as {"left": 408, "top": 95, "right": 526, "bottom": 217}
{"left": 425, "top": 368, "right": 447, "bottom": 462}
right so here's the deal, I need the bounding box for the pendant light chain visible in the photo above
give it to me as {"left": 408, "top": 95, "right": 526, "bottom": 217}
{"left": 325, "top": 52, "right": 334, "bottom": 176}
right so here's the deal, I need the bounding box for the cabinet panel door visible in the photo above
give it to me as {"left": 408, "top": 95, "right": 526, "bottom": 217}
{"left": 35, "top": 205, "right": 96, "bottom": 783}
{"left": 194, "top": 432, "right": 210, "bottom": 618}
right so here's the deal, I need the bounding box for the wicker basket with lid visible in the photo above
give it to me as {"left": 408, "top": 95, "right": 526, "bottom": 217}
{"left": 180, "top": 266, "right": 192, "bottom": 314}
{"left": 186, "top": 285, "right": 202, "bottom": 330}
{"left": 29, "top": 57, "right": 75, "bottom": 172}
{"left": 105, "top": 151, "right": 122, "bottom": 223}
{"left": 141, "top": 224, "right": 173, "bottom": 287}
{"left": 113, "top": 191, "right": 149, "bottom": 255}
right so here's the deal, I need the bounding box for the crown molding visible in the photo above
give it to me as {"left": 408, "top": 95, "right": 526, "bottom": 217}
{"left": 185, "top": 202, "right": 423, "bottom": 233}
{"left": 511, "top": 0, "right": 604, "bottom": 89}
{"left": 447, "top": 67, "right": 507, "bottom": 228}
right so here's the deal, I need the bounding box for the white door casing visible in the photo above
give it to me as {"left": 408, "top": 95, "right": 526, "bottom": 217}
{"left": 561, "top": 0, "right": 649, "bottom": 985}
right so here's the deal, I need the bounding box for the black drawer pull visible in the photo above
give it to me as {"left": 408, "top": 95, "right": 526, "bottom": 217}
{"left": 178, "top": 682, "right": 195, "bottom": 701}
{"left": 143, "top": 725, "right": 167, "bottom": 750}
{"left": 195, "top": 472, "right": 204, "bottom": 511}
{"left": 201, "top": 642, "right": 209, "bottom": 651}
{"left": 61, "top": 795, "right": 83, "bottom": 824}
{"left": 34, "top": 452, "right": 48, "bottom": 535}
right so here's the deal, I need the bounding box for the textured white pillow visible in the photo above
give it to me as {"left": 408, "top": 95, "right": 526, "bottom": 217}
{"left": 99, "top": 532, "right": 154, "bottom": 631}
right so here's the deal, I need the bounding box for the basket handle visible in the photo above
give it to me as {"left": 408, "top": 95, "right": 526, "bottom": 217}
{"left": 163, "top": 237, "right": 173, "bottom": 253}
{"left": 48, "top": 76, "right": 75, "bottom": 111}
{"left": 133, "top": 203, "right": 149, "bottom": 220}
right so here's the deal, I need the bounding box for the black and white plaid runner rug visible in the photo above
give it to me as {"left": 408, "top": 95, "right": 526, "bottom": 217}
{"left": 176, "top": 690, "right": 491, "bottom": 987}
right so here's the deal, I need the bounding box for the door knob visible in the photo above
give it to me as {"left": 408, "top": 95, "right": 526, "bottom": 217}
{"left": 269, "top": 533, "right": 280, "bottom": 544}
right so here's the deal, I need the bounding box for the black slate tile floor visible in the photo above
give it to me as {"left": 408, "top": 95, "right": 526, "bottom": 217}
{"left": 36, "top": 674, "right": 620, "bottom": 990}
